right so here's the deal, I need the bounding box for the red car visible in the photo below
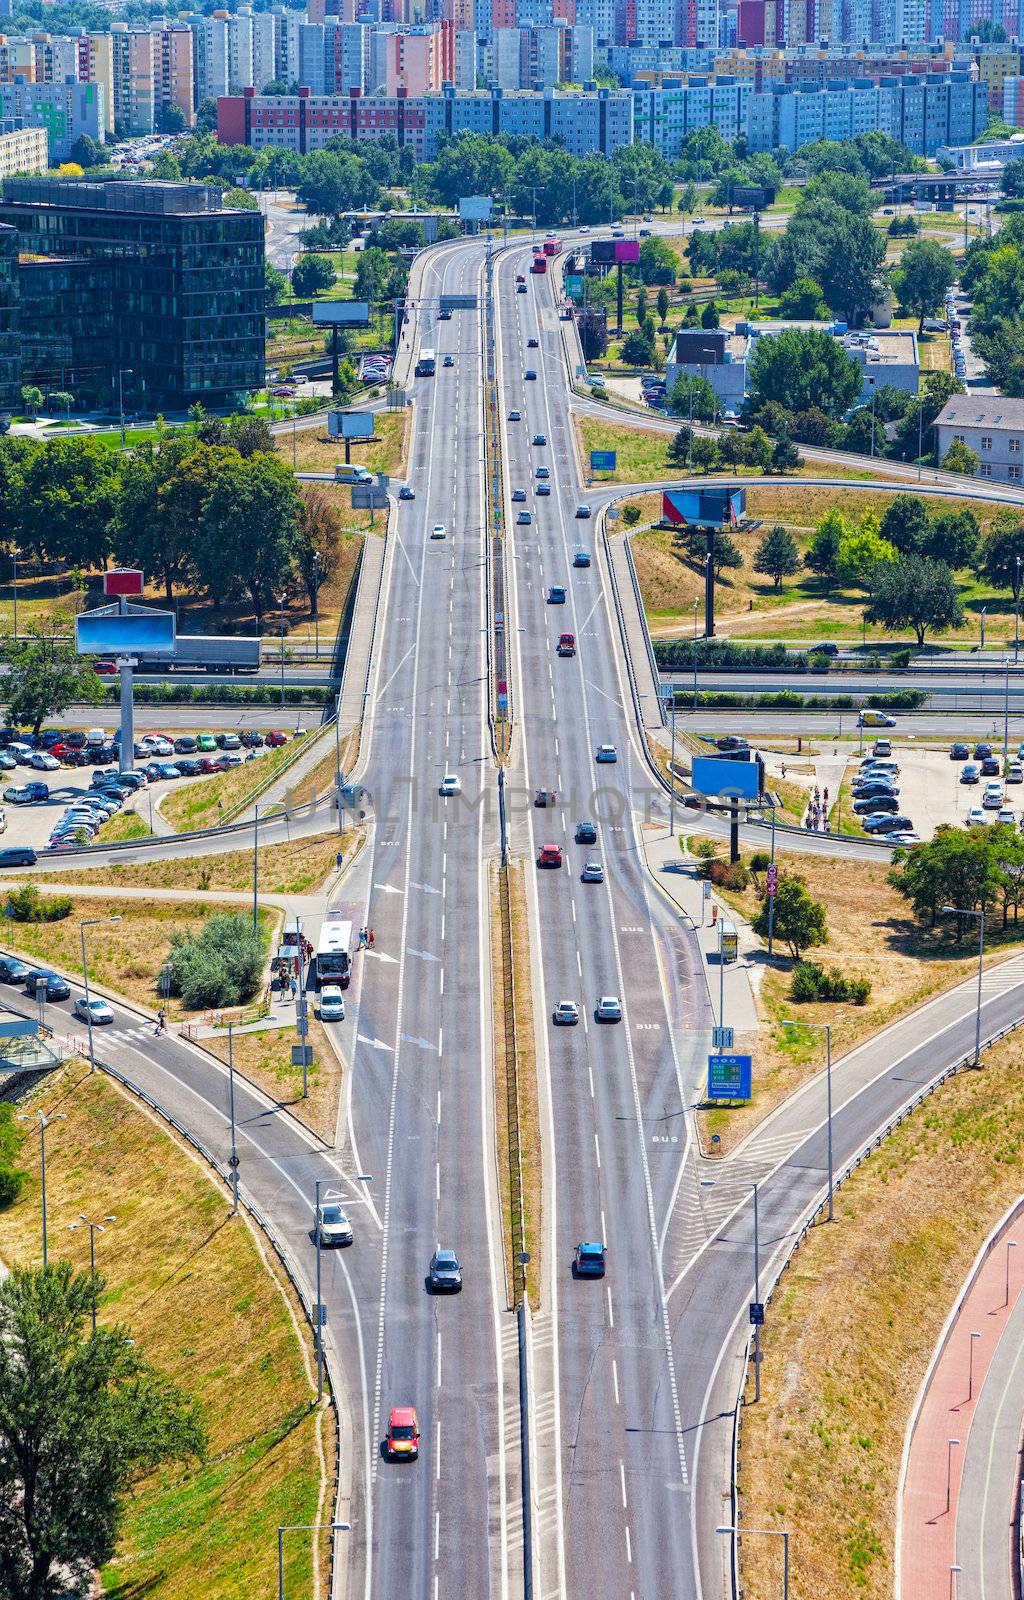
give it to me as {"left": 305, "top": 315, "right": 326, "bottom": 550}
{"left": 386, "top": 1406, "right": 419, "bottom": 1460}
{"left": 557, "top": 633, "right": 576, "bottom": 657}
{"left": 94, "top": 660, "right": 119, "bottom": 676}
{"left": 266, "top": 730, "right": 288, "bottom": 747}
{"left": 198, "top": 756, "right": 220, "bottom": 774}
{"left": 538, "top": 844, "right": 562, "bottom": 868}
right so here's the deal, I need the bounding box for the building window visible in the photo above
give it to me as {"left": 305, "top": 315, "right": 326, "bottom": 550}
{"left": 981, "top": 435, "right": 993, "bottom": 450}
{"left": 1011, "top": 438, "right": 1021, "bottom": 452}
{"left": 954, "top": 433, "right": 965, "bottom": 444}
{"left": 979, "top": 463, "right": 992, "bottom": 477}
{"left": 1009, "top": 464, "right": 1022, "bottom": 481}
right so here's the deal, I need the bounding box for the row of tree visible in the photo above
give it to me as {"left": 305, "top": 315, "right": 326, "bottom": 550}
{"left": 890, "top": 823, "right": 1024, "bottom": 935}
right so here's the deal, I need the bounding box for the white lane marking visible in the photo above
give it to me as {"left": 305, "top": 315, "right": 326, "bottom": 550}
{"left": 612, "top": 1359, "right": 620, "bottom": 1406}
{"left": 436, "top": 1161, "right": 441, "bottom": 1201}
{"left": 437, "top": 1330, "right": 443, "bottom": 1391}
{"left": 436, "top": 1421, "right": 442, "bottom": 1482}
{"left": 619, "top": 1460, "right": 628, "bottom": 1510}
{"left": 594, "top": 1132, "right": 601, "bottom": 1171}
{"left": 588, "top": 1065, "right": 595, "bottom": 1098}
{"left": 625, "top": 1527, "right": 632, "bottom": 1566}
{"left": 606, "top": 1285, "right": 614, "bottom": 1329}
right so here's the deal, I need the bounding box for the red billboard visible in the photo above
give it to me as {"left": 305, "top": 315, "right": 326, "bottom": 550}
{"left": 591, "top": 239, "right": 641, "bottom": 265}
{"left": 103, "top": 569, "right": 144, "bottom": 596}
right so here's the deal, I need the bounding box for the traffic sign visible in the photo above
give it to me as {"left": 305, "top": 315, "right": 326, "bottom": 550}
{"left": 766, "top": 863, "right": 778, "bottom": 897}
{"left": 712, "top": 1025, "right": 734, "bottom": 1050}
{"left": 292, "top": 1044, "right": 313, "bottom": 1067}
{"left": 315, "top": 1302, "right": 328, "bottom": 1327}
{"left": 749, "top": 1302, "right": 764, "bottom": 1326}
{"left": 707, "top": 1053, "right": 752, "bottom": 1101}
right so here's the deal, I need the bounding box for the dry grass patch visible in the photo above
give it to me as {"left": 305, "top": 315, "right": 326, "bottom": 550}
{"left": 0, "top": 896, "right": 277, "bottom": 1020}
{"left": 285, "top": 731, "right": 360, "bottom": 809}
{"left": 160, "top": 736, "right": 313, "bottom": 832}
{"left": 697, "top": 849, "right": 1024, "bottom": 1154}
{"left": 276, "top": 410, "right": 409, "bottom": 478}
{"left": 738, "top": 1036, "right": 1024, "bottom": 1600}
{"left": 206, "top": 1011, "right": 341, "bottom": 1143}
{"left": 35, "top": 834, "right": 348, "bottom": 896}
{"left": 5, "top": 1063, "right": 328, "bottom": 1600}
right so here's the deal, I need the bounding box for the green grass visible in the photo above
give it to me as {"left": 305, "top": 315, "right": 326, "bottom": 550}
{"left": 3, "top": 1064, "right": 327, "bottom": 1600}
{"left": 94, "top": 808, "right": 153, "bottom": 844}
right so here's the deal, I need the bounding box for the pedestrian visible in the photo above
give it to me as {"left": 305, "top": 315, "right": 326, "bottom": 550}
{"left": 781, "top": 763, "right": 787, "bottom": 778}
{"left": 290, "top": 973, "right": 297, "bottom": 999}
{"left": 368, "top": 927, "right": 375, "bottom": 949}
{"left": 155, "top": 1007, "right": 166, "bottom": 1036}
{"left": 336, "top": 850, "right": 343, "bottom": 870}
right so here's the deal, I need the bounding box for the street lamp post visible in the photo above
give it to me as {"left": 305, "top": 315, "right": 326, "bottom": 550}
{"left": 80, "top": 915, "right": 121, "bottom": 1072}
{"left": 782, "top": 1019, "right": 833, "bottom": 1220}
{"left": 1016, "top": 555, "right": 1022, "bottom": 661}
{"left": 312, "top": 1179, "right": 343, "bottom": 1401}
{"left": 968, "top": 1328, "right": 981, "bottom": 1401}
{"left": 68, "top": 1213, "right": 115, "bottom": 1334}
{"left": 1005, "top": 1238, "right": 1017, "bottom": 1307}
{"left": 118, "top": 367, "right": 134, "bottom": 452}
{"left": 227, "top": 1021, "right": 239, "bottom": 1216}
{"left": 946, "top": 1438, "right": 960, "bottom": 1513}
{"left": 941, "top": 905, "right": 984, "bottom": 1067}
{"left": 253, "top": 802, "right": 260, "bottom": 934}
{"left": 18, "top": 1110, "right": 66, "bottom": 1268}
{"left": 11, "top": 543, "right": 18, "bottom": 640}
{"left": 278, "top": 1524, "right": 350, "bottom": 1600}
{"left": 716, "top": 1524, "right": 790, "bottom": 1599}
{"left": 692, "top": 597, "right": 699, "bottom": 712}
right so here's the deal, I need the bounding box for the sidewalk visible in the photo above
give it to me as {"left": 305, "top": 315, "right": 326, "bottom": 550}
{"left": 899, "top": 1203, "right": 1024, "bottom": 1600}
{"left": 607, "top": 533, "right": 663, "bottom": 732}
{"left": 641, "top": 823, "right": 760, "bottom": 1034}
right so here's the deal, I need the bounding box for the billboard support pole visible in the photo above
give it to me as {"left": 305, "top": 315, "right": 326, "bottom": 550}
{"left": 118, "top": 661, "right": 134, "bottom": 776}
{"left": 331, "top": 326, "right": 339, "bottom": 394}
{"left": 705, "top": 530, "right": 715, "bottom": 639}
{"left": 730, "top": 797, "right": 739, "bottom": 865}
{"left": 616, "top": 260, "right": 624, "bottom": 334}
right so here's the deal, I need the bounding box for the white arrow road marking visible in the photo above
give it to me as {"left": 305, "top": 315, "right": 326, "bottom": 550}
{"left": 406, "top": 948, "right": 441, "bottom": 962}
{"left": 363, "top": 949, "right": 399, "bottom": 964}
{"left": 373, "top": 882, "right": 404, "bottom": 895}
{"left": 356, "top": 1034, "right": 394, "bottom": 1051}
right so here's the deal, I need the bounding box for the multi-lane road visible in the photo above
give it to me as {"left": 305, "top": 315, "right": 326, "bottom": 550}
{"left": 25, "top": 225, "right": 1024, "bottom": 1600}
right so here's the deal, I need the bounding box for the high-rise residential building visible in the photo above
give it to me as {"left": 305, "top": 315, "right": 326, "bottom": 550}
{"left": 272, "top": 8, "right": 302, "bottom": 87}
{"left": 71, "top": 30, "right": 114, "bottom": 133}
{"left": 976, "top": 43, "right": 1022, "bottom": 110}
{"left": 384, "top": 24, "right": 453, "bottom": 92}
{"left": 32, "top": 33, "right": 79, "bottom": 86}
{"left": 1004, "top": 74, "right": 1024, "bottom": 125}
{"left": 746, "top": 72, "right": 987, "bottom": 154}
{"left": 0, "top": 120, "right": 47, "bottom": 176}
{"left": 190, "top": 14, "right": 229, "bottom": 106}
{"left": 325, "top": 19, "right": 372, "bottom": 90}
{"left": 110, "top": 24, "right": 154, "bottom": 135}
{"left": 0, "top": 77, "right": 103, "bottom": 158}
{"left": 152, "top": 23, "right": 195, "bottom": 128}
{"left": 632, "top": 74, "right": 748, "bottom": 149}
{"left": 0, "top": 177, "right": 264, "bottom": 407}
{"left": 0, "top": 35, "right": 33, "bottom": 82}
{"left": 454, "top": 29, "right": 477, "bottom": 86}
{"left": 298, "top": 24, "right": 327, "bottom": 92}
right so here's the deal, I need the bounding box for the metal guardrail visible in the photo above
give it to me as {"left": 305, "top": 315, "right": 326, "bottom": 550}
{"left": 727, "top": 1008, "right": 1024, "bottom": 1600}
{"left": 92, "top": 1053, "right": 346, "bottom": 1600}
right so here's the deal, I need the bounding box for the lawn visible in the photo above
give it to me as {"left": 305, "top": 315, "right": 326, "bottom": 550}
{"left": 739, "top": 1033, "right": 1024, "bottom": 1600}
{"left": 694, "top": 845, "right": 1024, "bottom": 1154}
{"left": 35, "top": 832, "right": 351, "bottom": 896}
{"left": 3, "top": 1063, "right": 329, "bottom": 1600}
{"left": 575, "top": 416, "right": 889, "bottom": 489}
{"left": 629, "top": 484, "right": 1008, "bottom": 645}
{"left": 206, "top": 1010, "right": 341, "bottom": 1143}
{"left": 94, "top": 809, "right": 154, "bottom": 844}
{"left": 0, "top": 895, "right": 277, "bottom": 1021}
{"left": 159, "top": 735, "right": 313, "bottom": 832}
{"left": 275, "top": 409, "right": 409, "bottom": 479}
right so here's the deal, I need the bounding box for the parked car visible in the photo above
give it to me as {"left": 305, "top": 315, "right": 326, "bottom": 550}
{"left": 0, "top": 846, "right": 36, "bottom": 867}
{"left": 950, "top": 742, "right": 969, "bottom": 761}
{"left": 965, "top": 805, "right": 988, "bottom": 827}
{"left": 960, "top": 763, "right": 981, "bottom": 784}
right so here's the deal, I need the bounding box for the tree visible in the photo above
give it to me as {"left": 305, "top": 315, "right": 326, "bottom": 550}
{"left": 777, "top": 276, "right": 828, "bottom": 320}
{"left": 805, "top": 508, "right": 846, "bottom": 588}
{"left": 68, "top": 134, "right": 104, "bottom": 169}
{"left": 978, "top": 512, "right": 1024, "bottom": 607}
{"left": 113, "top": 437, "right": 231, "bottom": 602}
{"left": 751, "top": 875, "right": 827, "bottom": 960}
{"left": 747, "top": 326, "right": 862, "bottom": 420}
{"left": 744, "top": 426, "right": 775, "bottom": 474}
{"left": 620, "top": 328, "right": 656, "bottom": 368}
{"left": 667, "top": 426, "right": 694, "bottom": 466}
{"left": 291, "top": 253, "right": 336, "bottom": 298}
{"left": 196, "top": 452, "right": 300, "bottom": 626}
{"left": 710, "top": 531, "right": 744, "bottom": 580}
{"left": 1001, "top": 157, "right": 1024, "bottom": 200}
{"left": 294, "top": 486, "right": 340, "bottom": 615}
{"left": 656, "top": 286, "right": 670, "bottom": 326}
{"left": 880, "top": 495, "right": 929, "bottom": 556}
{"left": 866, "top": 554, "right": 964, "bottom": 647}
{"left": 667, "top": 374, "right": 716, "bottom": 421}
{"left": 888, "top": 825, "right": 1002, "bottom": 932}
{"left": 941, "top": 439, "right": 980, "bottom": 476}
{"left": 5, "top": 632, "right": 105, "bottom": 736}
{"left": 923, "top": 508, "right": 979, "bottom": 570}
{"left": 19, "top": 387, "right": 42, "bottom": 418}
{"left": 0, "top": 1261, "right": 205, "bottom": 1600}
{"left": 577, "top": 307, "right": 608, "bottom": 361}
{"left": 637, "top": 236, "right": 677, "bottom": 285}
{"left": 771, "top": 428, "right": 801, "bottom": 474}
{"left": 264, "top": 262, "right": 289, "bottom": 306}
{"left": 18, "top": 438, "right": 119, "bottom": 569}
{"left": 754, "top": 525, "right": 800, "bottom": 587}
{"left": 836, "top": 526, "right": 899, "bottom": 590}
{"left": 700, "top": 300, "right": 720, "bottom": 329}
{"left": 689, "top": 436, "right": 721, "bottom": 474}
{"left": 893, "top": 239, "right": 957, "bottom": 332}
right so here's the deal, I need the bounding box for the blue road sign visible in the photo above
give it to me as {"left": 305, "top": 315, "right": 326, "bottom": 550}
{"left": 707, "top": 1053, "right": 752, "bottom": 1100}
{"left": 589, "top": 450, "right": 617, "bottom": 471}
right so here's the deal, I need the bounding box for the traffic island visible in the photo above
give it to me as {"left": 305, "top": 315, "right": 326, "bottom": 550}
{"left": 490, "top": 860, "right": 541, "bottom": 1309}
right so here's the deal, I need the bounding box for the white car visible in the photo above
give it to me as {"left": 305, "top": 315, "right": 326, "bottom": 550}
{"left": 316, "top": 1200, "right": 353, "bottom": 1246}
{"left": 317, "top": 985, "right": 346, "bottom": 1021}
{"left": 966, "top": 806, "right": 988, "bottom": 827}
{"left": 430, "top": 523, "right": 447, "bottom": 540}
{"left": 439, "top": 773, "right": 461, "bottom": 796}
{"left": 983, "top": 782, "right": 1004, "bottom": 809}
{"left": 1007, "top": 761, "right": 1023, "bottom": 784}
{"left": 30, "top": 752, "right": 60, "bottom": 770}
{"left": 997, "top": 806, "right": 1017, "bottom": 827}
{"left": 73, "top": 996, "right": 114, "bottom": 1025}
{"left": 596, "top": 995, "right": 622, "bottom": 1022}
{"left": 552, "top": 1000, "right": 580, "bottom": 1026}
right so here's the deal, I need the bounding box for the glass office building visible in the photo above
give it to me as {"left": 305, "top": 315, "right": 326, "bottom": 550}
{"left": 0, "top": 223, "right": 17, "bottom": 412}
{"left": 0, "top": 178, "right": 265, "bottom": 409}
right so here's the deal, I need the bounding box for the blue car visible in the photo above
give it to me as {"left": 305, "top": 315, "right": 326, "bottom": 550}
{"left": 575, "top": 1241, "right": 606, "bottom": 1278}
{"left": 595, "top": 744, "right": 618, "bottom": 763}
{"left": 573, "top": 548, "right": 592, "bottom": 563}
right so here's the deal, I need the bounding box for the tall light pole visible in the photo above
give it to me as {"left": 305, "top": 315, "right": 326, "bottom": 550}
{"left": 253, "top": 802, "right": 260, "bottom": 934}
{"left": 1004, "top": 654, "right": 1011, "bottom": 772}
{"left": 716, "top": 1524, "right": 790, "bottom": 1599}
{"left": 312, "top": 1180, "right": 343, "bottom": 1402}
{"left": 80, "top": 915, "right": 121, "bottom": 1072}
{"left": 941, "top": 904, "right": 984, "bottom": 1067}
{"left": 118, "top": 367, "right": 134, "bottom": 451}
{"left": 1016, "top": 555, "right": 1022, "bottom": 662}
{"left": 782, "top": 1018, "right": 833, "bottom": 1220}
{"left": 227, "top": 1021, "right": 239, "bottom": 1216}
{"left": 68, "top": 1213, "right": 115, "bottom": 1334}
{"left": 278, "top": 1524, "right": 350, "bottom": 1600}
{"left": 11, "top": 542, "right": 18, "bottom": 641}
{"left": 18, "top": 1109, "right": 66, "bottom": 1268}
{"left": 692, "top": 596, "right": 699, "bottom": 712}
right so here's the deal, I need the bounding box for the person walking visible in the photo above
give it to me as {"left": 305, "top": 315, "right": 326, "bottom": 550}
{"left": 368, "top": 928, "right": 375, "bottom": 949}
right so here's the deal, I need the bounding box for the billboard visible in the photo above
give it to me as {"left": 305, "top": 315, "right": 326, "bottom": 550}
{"left": 662, "top": 487, "right": 746, "bottom": 528}
{"left": 691, "top": 755, "right": 761, "bottom": 801}
{"left": 76, "top": 605, "right": 176, "bottom": 659}
{"left": 312, "top": 301, "right": 370, "bottom": 326}
{"left": 731, "top": 185, "right": 766, "bottom": 210}
{"left": 590, "top": 239, "right": 641, "bottom": 265}
{"left": 459, "top": 195, "right": 493, "bottom": 222}
{"left": 328, "top": 411, "right": 375, "bottom": 440}
{"left": 707, "top": 1054, "right": 752, "bottom": 1100}
{"left": 351, "top": 485, "right": 389, "bottom": 510}
{"left": 590, "top": 450, "right": 617, "bottom": 471}
{"left": 103, "top": 569, "right": 144, "bottom": 597}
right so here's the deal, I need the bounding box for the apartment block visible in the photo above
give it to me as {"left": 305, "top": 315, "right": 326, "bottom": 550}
{"left": 746, "top": 73, "right": 987, "bottom": 156}
{"left": 935, "top": 395, "right": 1024, "bottom": 485}
{"left": 632, "top": 75, "right": 749, "bottom": 152}
{"left": 110, "top": 25, "right": 154, "bottom": 135}
{"left": 0, "top": 120, "right": 47, "bottom": 177}
{"left": 152, "top": 24, "right": 195, "bottom": 128}
{"left": 0, "top": 78, "right": 103, "bottom": 159}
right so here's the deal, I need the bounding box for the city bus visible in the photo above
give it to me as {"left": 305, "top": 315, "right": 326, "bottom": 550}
{"left": 416, "top": 347, "right": 436, "bottom": 376}
{"left": 316, "top": 910, "right": 353, "bottom": 988}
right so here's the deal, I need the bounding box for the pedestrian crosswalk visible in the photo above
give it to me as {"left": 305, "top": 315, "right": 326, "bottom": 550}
{"left": 980, "top": 953, "right": 1024, "bottom": 999}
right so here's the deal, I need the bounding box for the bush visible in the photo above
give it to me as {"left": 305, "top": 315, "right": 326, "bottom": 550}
{"left": 790, "top": 960, "right": 872, "bottom": 1003}
{"left": 655, "top": 639, "right": 809, "bottom": 672}
{"left": 167, "top": 913, "right": 266, "bottom": 1011}
{"left": 5, "top": 886, "right": 71, "bottom": 923}
{"left": 0, "top": 1163, "right": 24, "bottom": 1206}
{"left": 692, "top": 837, "right": 718, "bottom": 860}
{"left": 750, "top": 851, "right": 771, "bottom": 874}
{"left": 0, "top": 1104, "right": 26, "bottom": 1208}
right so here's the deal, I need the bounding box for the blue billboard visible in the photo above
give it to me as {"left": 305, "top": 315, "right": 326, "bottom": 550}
{"left": 590, "top": 450, "right": 617, "bottom": 471}
{"left": 662, "top": 487, "right": 745, "bottom": 528}
{"left": 76, "top": 606, "right": 176, "bottom": 658}
{"left": 707, "top": 1054, "right": 752, "bottom": 1100}
{"left": 692, "top": 755, "right": 761, "bottom": 801}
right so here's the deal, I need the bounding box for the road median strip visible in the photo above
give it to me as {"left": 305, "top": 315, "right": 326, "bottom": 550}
{"left": 490, "top": 859, "right": 540, "bottom": 1310}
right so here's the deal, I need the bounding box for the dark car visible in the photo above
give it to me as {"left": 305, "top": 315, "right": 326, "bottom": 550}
{"left": 525, "top": 369, "right": 537, "bottom": 380}
{"left": 574, "top": 1241, "right": 606, "bottom": 1278}
{"left": 863, "top": 813, "right": 912, "bottom": 834}
{"left": 548, "top": 585, "right": 567, "bottom": 604}
{"left": 853, "top": 793, "right": 899, "bottom": 814}
{"left": 24, "top": 969, "right": 71, "bottom": 1000}
{"left": 0, "top": 956, "right": 31, "bottom": 982}
{"left": 24, "top": 782, "right": 49, "bottom": 802}
{"left": 981, "top": 756, "right": 1001, "bottom": 776}
{"left": 950, "top": 742, "right": 969, "bottom": 761}
{"left": 808, "top": 642, "right": 839, "bottom": 657}
{"left": 428, "top": 1249, "right": 463, "bottom": 1292}
{"left": 0, "top": 846, "right": 36, "bottom": 868}
{"left": 174, "top": 735, "right": 198, "bottom": 754}
{"left": 241, "top": 731, "right": 264, "bottom": 748}
{"left": 575, "top": 820, "right": 597, "bottom": 844}
{"left": 177, "top": 758, "right": 203, "bottom": 776}
{"left": 974, "top": 742, "right": 993, "bottom": 760}
{"left": 716, "top": 736, "right": 750, "bottom": 753}
{"left": 63, "top": 731, "right": 87, "bottom": 749}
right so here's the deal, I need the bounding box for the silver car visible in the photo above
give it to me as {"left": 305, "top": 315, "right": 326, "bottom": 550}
{"left": 595, "top": 995, "right": 622, "bottom": 1022}
{"left": 553, "top": 1001, "right": 580, "bottom": 1026}
{"left": 316, "top": 1202, "right": 353, "bottom": 1246}
{"left": 581, "top": 860, "right": 604, "bottom": 882}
